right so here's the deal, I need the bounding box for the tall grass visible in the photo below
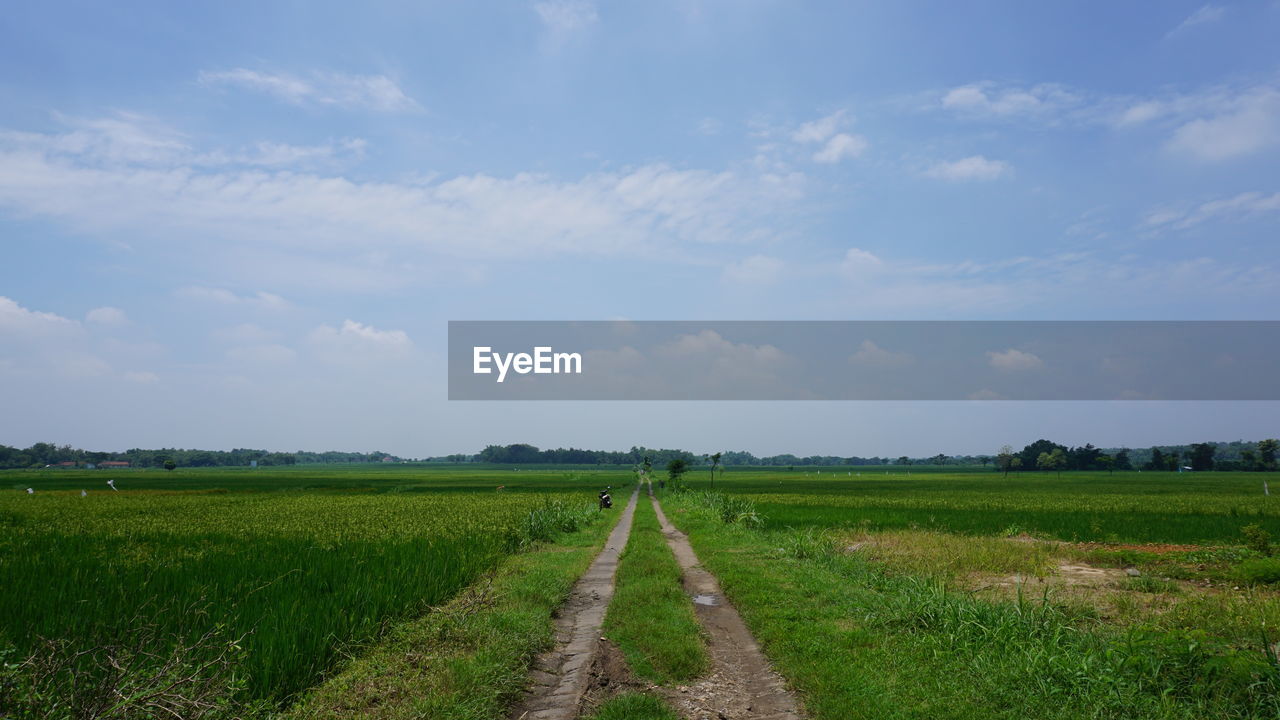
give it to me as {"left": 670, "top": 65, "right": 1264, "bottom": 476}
{"left": 0, "top": 483, "right": 604, "bottom": 712}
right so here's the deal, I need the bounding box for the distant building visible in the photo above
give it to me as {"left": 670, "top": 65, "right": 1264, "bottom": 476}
{"left": 381, "top": 456, "right": 395, "bottom": 463}
{"left": 98, "top": 461, "right": 130, "bottom": 468}
{"left": 56, "top": 461, "right": 76, "bottom": 468}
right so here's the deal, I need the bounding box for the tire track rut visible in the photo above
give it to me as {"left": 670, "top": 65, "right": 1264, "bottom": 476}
{"left": 651, "top": 491, "right": 804, "bottom": 720}
{"left": 511, "top": 486, "right": 640, "bottom": 720}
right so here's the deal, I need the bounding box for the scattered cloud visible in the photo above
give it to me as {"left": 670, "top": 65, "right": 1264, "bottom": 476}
{"left": 812, "top": 133, "right": 867, "bottom": 163}
{"left": 722, "top": 254, "right": 784, "bottom": 285}
{"left": 791, "top": 111, "right": 847, "bottom": 144}
{"left": 1166, "top": 5, "right": 1225, "bottom": 38}
{"left": 940, "top": 82, "right": 1080, "bottom": 120}
{"left": 1, "top": 112, "right": 366, "bottom": 169}
{"left": 791, "top": 111, "right": 867, "bottom": 163}
{"left": 0, "top": 120, "right": 807, "bottom": 265}
{"left": 937, "top": 79, "right": 1280, "bottom": 163}
{"left": 310, "top": 320, "right": 412, "bottom": 363}
{"left": 922, "top": 155, "right": 1011, "bottom": 181}
{"left": 533, "top": 0, "right": 598, "bottom": 34}
{"left": 86, "top": 306, "right": 127, "bottom": 326}
{"left": 1165, "top": 88, "right": 1280, "bottom": 161}
{"left": 987, "top": 348, "right": 1043, "bottom": 371}
{"left": 1144, "top": 191, "right": 1280, "bottom": 231}
{"left": 696, "top": 117, "right": 723, "bottom": 136}
{"left": 0, "top": 296, "right": 78, "bottom": 336}
{"left": 199, "top": 69, "right": 418, "bottom": 112}
{"left": 839, "top": 248, "right": 884, "bottom": 276}
{"left": 176, "top": 287, "right": 289, "bottom": 311}
{"left": 849, "top": 340, "right": 914, "bottom": 367}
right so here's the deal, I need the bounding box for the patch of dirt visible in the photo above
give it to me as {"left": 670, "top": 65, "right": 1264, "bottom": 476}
{"left": 578, "top": 638, "right": 651, "bottom": 717}
{"left": 1072, "top": 542, "right": 1205, "bottom": 554}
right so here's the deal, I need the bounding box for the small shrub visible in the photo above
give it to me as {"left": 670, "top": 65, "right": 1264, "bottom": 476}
{"left": 782, "top": 527, "right": 840, "bottom": 561}
{"left": 1241, "top": 524, "right": 1273, "bottom": 556}
{"left": 1237, "top": 557, "right": 1280, "bottom": 584}
{"left": 1125, "top": 576, "right": 1181, "bottom": 594}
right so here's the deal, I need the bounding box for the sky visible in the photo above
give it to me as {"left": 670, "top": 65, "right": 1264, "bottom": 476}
{"left": 1, "top": 1, "right": 1278, "bottom": 458}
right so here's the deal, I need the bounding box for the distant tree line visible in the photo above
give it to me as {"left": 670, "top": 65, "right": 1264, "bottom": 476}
{"left": 4, "top": 438, "right": 1277, "bottom": 472}
{"left": 0, "top": 443, "right": 403, "bottom": 469}
{"left": 993, "top": 438, "right": 1280, "bottom": 475}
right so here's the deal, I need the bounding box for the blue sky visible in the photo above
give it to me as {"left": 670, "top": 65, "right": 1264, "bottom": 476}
{"left": 1, "top": 1, "right": 1278, "bottom": 457}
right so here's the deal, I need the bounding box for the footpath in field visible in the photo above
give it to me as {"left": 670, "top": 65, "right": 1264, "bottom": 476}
{"left": 512, "top": 486, "right": 641, "bottom": 720}
{"left": 650, "top": 490, "right": 803, "bottom": 720}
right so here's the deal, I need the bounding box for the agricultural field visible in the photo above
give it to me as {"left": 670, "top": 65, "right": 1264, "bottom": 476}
{"left": 657, "top": 469, "right": 1280, "bottom": 719}
{"left": 0, "top": 465, "right": 628, "bottom": 716}
{"left": 6, "top": 464, "right": 1280, "bottom": 719}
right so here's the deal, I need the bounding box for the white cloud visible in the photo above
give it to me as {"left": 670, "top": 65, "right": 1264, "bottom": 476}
{"left": 534, "top": 0, "right": 598, "bottom": 33}
{"left": 310, "top": 320, "right": 412, "bottom": 363}
{"left": 790, "top": 111, "right": 867, "bottom": 163}
{"left": 839, "top": 248, "right": 883, "bottom": 276}
{"left": 791, "top": 111, "right": 847, "bottom": 144}
{"left": 986, "top": 348, "right": 1044, "bottom": 371}
{"left": 940, "top": 83, "right": 1079, "bottom": 119}
{"left": 1, "top": 113, "right": 364, "bottom": 169}
{"left": 1144, "top": 191, "right": 1280, "bottom": 231}
{"left": 1165, "top": 88, "right": 1280, "bottom": 161}
{"left": 696, "top": 117, "right": 723, "bottom": 136}
{"left": 722, "top": 254, "right": 784, "bottom": 285}
{"left": 1167, "top": 5, "right": 1225, "bottom": 37}
{"left": 199, "top": 69, "right": 418, "bottom": 112}
{"left": 812, "top": 133, "right": 868, "bottom": 163}
{"left": 849, "top": 340, "right": 913, "bottom": 367}
{"left": 86, "top": 306, "right": 127, "bottom": 326}
{"left": 176, "top": 287, "right": 289, "bottom": 311}
{"left": 923, "top": 155, "right": 1011, "bottom": 181}
{"left": 0, "top": 296, "right": 79, "bottom": 336}
{"left": 0, "top": 121, "right": 806, "bottom": 264}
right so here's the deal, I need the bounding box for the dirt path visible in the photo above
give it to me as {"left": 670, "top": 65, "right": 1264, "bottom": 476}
{"left": 651, "top": 492, "right": 804, "bottom": 720}
{"left": 511, "top": 486, "right": 640, "bottom": 720}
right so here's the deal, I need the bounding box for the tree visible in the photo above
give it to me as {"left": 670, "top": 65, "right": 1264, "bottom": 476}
{"left": 163, "top": 459, "right": 176, "bottom": 471}
{"left": 1098, "top": 455, "right": 1115, "bottom": 474}
{"left": 897, "top": 456, "right": 911, "bottom": 466}
{"left": 668, "top": 458, "right": 688, "bottom": 483}
{"left": 1189, "top": 443, "right": 1216, "bottom": 472}
{"left": 1259, "top": 439, "right": 1279, "bottom": 471}
{"left": 1146, "top": 448, "right": 1166, "bottom": 471}
{"left": 1242, "top": 449, "right": 1259, "bottom": 471}
{"left": 1037, "top": 448, "right": 1066, "bottom": 478}
{"left": 996, "top": 445, "right": 1016, "bottom": 478}
{"left": 709, "top": 452, "right": 722, "bottom": 489}
{"left": 1114, "top": 449, "right": 1133, "bottom": 471}
{"left": 1019, "top": 440, "right": 1067, "bottom": 472}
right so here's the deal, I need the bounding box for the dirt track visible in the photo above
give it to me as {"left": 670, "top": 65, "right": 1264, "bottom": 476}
{"left": 512, "top": 484, "right": 803, "bottom": 719}
{"left": 511, "top": 486, "right": 639, "bottom": 720}
{"left": 650, "top": 492, "right": 803, "bottom": 720}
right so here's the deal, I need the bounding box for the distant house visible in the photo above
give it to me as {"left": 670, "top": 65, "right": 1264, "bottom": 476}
{"left": 56, "top": 461, "right": 76, "bottom": 468}
{"left": 380, "top": 456, "right": 395, "bottom": 463}
{"left": 98, "top": 461, "right": 130, "bottom": 468}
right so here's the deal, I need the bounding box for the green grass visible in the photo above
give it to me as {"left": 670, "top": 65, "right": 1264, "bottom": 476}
{"left": 602, "top": 490, "right": 709, "bottom": 684}
{"left": 282, "top": 508, "right": 618, "bottom": 719}
{"left": 0, "top": 466, "right": 624, "bottom": 713}
{"left": 675, "top": 470, "right": 1280, "bottom": 544}
{"left": 661, "top": 490, "right": 1280, "bottom": 720}
{"left": 585, "top": 692, "right": 682, "bottom": 720}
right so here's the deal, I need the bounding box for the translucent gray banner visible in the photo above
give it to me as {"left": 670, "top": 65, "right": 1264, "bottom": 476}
{"left": 448, "top": 321, "right": 1280, "bottom": 400}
